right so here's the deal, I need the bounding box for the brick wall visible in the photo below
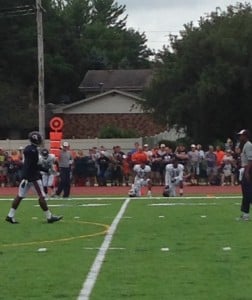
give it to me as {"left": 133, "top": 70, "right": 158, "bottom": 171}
{"left": 58, "top": 113, "right": 166, "bottom": 138}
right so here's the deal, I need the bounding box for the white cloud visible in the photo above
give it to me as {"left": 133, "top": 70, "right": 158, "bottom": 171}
{"left": 120, "top": 0, "right": 200, "bottom": 10}
{"left": 119, "top": 0, "right": 248, "bottom": 51}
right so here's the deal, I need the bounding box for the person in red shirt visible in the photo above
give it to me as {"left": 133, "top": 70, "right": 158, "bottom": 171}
{"left": 215, "top": 145, "right": 225, "bottom": 167}
{"left": 131, "top": 146, "right": 148, "bottom": 165}
{"left": 215, "top": 145, "right": 225, "bottom": 184}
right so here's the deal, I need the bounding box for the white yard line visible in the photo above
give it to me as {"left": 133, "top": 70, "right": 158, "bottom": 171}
{"left": 149, "top": 202, "right": 219, "bottom": 206}
{"left": 77, "top": 197, "right": 131, "bottom": 300}
{"left": 83, "top": 247, "right": 125, "bottom": 250}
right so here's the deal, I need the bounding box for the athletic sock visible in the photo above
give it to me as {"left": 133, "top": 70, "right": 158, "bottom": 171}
{"left": 45, "top": 210, "right": 52, "bottom": 219}
{"left": 8, "top": 208, "right": 16, "bottom": 218}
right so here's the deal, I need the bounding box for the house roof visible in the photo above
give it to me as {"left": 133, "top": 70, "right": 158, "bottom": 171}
{"left": 53, "top": 89, "right": 145, "bottom": 113}
{"left": 79, "top": 69, "right": 153, "bottom": 93}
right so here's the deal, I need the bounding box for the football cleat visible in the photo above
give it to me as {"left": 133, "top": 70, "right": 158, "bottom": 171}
{"left": 236, "top": 215, "right": 250, "bottom": 221}
{"left": 5, "top": 216, "right": 19, "bottom": 224}
{"left": 128, "top": 189, "right": 137, "bottom": 197}
{"left": 47, "top": 215, "right": 63, "bottom": 223}
{"left": 163, "top": 187, "right": 170, "bottom": 197}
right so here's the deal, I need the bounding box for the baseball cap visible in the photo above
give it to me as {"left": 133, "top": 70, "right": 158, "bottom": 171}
{"left": 237, "top": 129, "right": 248, "bottom": 135}
{"left": 191, "top": 144, "right": 196, "bottom": 147}
{"left": 143, "top": 144, "right": 148, "bottom": 147}
{"left": 160, "top": 144, "right": 166, "bottom": 147}
{"left": 63, "top": 141, "right": 69, "bottom": 147}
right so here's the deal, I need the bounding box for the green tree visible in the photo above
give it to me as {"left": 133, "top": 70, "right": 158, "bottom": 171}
{"left": 0, "top": 0, "right": 152, "bottom": 138}
{"left": 0, "top": 1, "right": 39, "bottom": 137}
{"left": 144, "top": 2, "right": 252, "bottom": 145}
{"left": 43, "top": 0, "right": 92, "bottom": 101}
{"left": 91, "top": 0, "right": 127, "bottom": 29}
{"left": 83, "top": 0, "right": 151, "bottom": 69}
{"left": 0, "top": 82, "right": 37, "bottom": 138}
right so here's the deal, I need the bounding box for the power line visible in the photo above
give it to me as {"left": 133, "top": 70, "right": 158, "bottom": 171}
{"left": 0, "top": 5, "right": 35, "bottom": 18}
{"left": 0, "top": 5, "right": 32, "bottom": 11}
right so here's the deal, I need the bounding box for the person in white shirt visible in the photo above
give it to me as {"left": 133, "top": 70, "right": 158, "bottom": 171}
{"left": 143, "top": 144, "right": 153, "bottom": 162}
{"left": 220, "top": 150, "right": 235, "bottom": 186}
{"left": 128, "top": 162, "right": 152, "bottom": 197}
{"left": 39, "top": 148, "right": 58, "bottom": 200}
{"left": 53, "top": 142, "right": 73, "bottom": 199}
{"left": 163, "top": 157, "right": 184, "bottom": 197}
{"left": 187, "top": 144, "right": 200, "bottom": 185}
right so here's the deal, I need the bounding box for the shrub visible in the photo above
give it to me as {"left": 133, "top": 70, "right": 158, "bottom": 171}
{"left": 99, "top": 125, "right": 139, "bottom": 138}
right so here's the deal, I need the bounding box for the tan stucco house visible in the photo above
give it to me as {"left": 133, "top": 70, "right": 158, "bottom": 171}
{"left": 52, "top": 69, "right": 166, "bottom": 138}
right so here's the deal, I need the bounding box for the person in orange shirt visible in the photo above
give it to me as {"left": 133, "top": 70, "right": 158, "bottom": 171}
{"left": 215, "top": 145, "right": 225, "bottom": 166}
{"left": 131, "top": 146, "right": 148, "bottom": 165}
{"left": 10, "top": 149, "right": 23, "bottom": 185}
{"left": 214, "top": 145, "right": 225, "bottom": 166}
{"left": 215, "top": 145, "right": 225, "bottom": 184}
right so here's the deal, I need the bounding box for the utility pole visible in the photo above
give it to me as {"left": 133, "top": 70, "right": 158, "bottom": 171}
{"left": 36, "top": 0, "right": 45, "bottom": 138}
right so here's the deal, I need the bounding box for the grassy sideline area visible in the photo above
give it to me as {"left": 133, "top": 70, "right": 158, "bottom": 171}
{"left": 1, "top": 195, "right": 251, "bottom": 300}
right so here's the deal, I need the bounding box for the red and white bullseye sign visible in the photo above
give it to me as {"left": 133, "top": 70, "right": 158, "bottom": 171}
{"left": 49, "top": 117, "right": 64, "bottom": 131}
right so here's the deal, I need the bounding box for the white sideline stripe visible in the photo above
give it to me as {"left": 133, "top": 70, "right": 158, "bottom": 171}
{"left": 77, "top": 198, "right": 131, "bottom": 300}
{"left": 0, "top": 195, "right": 241, "bottom": 201}
{"left": 34, "top": 204, "right": 111, "bottom": 207}
{"left": 34, "top": 203, "right": 111, "bottom": 207}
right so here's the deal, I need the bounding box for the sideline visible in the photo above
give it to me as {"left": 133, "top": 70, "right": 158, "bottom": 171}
{"left": 0, "top": 195, "right": 241, "bottom": 201}
{"left": 77, "top": 198, "right": 131, "bottom": 300}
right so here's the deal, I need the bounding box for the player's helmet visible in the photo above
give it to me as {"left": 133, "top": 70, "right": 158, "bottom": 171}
{"left": 28, "top": 131, "right": 42, "bottom": 145}
{"left": 41, "top": 148, "right": 49, "bottom": 158}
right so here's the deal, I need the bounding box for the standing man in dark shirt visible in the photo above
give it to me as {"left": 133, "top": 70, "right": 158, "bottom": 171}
{"left": 5, "top": 131, "right": 63, "bottom": 224}
{"left": 237, "top": 129, "right": 252, "bottom": 221}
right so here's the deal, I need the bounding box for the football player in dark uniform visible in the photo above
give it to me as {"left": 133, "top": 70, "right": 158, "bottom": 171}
{"left": 5, "top": 131, "right": 63, "bottom": 224}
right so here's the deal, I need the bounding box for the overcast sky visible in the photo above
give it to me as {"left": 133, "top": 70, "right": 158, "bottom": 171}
{"left": 118, "top": 0, "right": 248, "bottom": 51}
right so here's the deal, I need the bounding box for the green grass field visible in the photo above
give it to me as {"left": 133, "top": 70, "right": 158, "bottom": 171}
{"left": 1, "top": 195, "right": 252, "bottom": 300}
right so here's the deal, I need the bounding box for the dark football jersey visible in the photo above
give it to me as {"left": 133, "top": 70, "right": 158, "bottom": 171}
{"left": 21, "top": 144, "right": 41, "bottom": 181}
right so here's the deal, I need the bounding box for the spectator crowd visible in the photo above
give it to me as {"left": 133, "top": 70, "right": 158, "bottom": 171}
{"left": 0, "top": 138, "right": 241, "bottom": 189}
